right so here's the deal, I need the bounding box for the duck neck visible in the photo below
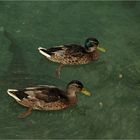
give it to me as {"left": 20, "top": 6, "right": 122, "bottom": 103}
{"left": 91, "top": 50, "right": 99, "bottom": 60}
{"left": 66, "top": 89, "right": 77, "bottom": 105}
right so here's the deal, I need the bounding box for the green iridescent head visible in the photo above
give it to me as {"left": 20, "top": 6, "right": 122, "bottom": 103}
{"left": 85, "top": 38, "right": 106, "bottom": 52}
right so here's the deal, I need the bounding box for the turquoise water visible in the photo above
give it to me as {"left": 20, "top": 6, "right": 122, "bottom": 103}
{"left": 0, "top": 1, "right": 140, "bottom": 139}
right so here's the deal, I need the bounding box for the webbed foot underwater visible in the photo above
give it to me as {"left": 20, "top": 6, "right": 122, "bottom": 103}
{"left": 7, "top": 80, "right": 91, "bottom": 118}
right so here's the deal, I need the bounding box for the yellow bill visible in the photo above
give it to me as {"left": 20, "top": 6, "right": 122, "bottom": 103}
{"left": 81, "top": 88, "right": 91, "bottom": 96}
{"left": 97, "top": 46, "right": 106, "bottom": 52}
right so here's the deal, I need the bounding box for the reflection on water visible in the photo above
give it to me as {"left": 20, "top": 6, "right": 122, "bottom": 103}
{"left": 3, "top": 30, "right": 30, "bottom": 87}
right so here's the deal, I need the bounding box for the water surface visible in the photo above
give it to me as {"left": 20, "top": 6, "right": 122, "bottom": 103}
{"left": 0, "top": 1, "right": 140, "bottom": 139}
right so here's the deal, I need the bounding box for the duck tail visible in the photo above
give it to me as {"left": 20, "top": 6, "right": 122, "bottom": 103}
{"left": 7, "top": 89, "right": 21, "bottom": 101}
{"left": 38, "top": 47, "right": 51, "bottom": 58}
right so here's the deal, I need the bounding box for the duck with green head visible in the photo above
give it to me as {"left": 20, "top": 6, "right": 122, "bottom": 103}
{"left": 38, "top": 37, "right": 106, "bottom": 78}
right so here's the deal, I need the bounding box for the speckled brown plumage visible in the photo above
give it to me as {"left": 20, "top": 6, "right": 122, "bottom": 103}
{"left": 39, "top": 43, "right": 99, "bottom": 65}
{"left": 49, "top": 48, "right": 99, "bottom": 65}
{"left": 38, "top": 38, "right": 106, "bottom": 78}
{"left": 9, "top": 86, "right": 71, "bottom": 110}
{"left": 7, "top": 80, "right": 91, "bottom": 118}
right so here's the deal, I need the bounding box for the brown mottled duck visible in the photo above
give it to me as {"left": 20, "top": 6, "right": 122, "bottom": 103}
{"left": 38, "top": 37, "right": 106, "bottom": 78}
{"left": 7, "top": 80, "right": 91, "bottom": 118}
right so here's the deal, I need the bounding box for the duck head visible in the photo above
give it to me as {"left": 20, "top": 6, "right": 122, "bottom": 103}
{"left": 85, "top": 37, "right": 106, "bottom": 53}
{"left": 66, "top": 80, "right": 91, "bottom": 97}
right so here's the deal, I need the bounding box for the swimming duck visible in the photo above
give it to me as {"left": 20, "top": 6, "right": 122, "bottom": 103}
{"left": 7, "top": 80, "right": 91, "bottom": 118}
{"left": 38, "top": 37, "right": 106, "bottom": 78}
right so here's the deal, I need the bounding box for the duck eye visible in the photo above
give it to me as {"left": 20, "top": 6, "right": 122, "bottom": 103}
{"left": 77, "top": 85, "right": 82, "bottom": 89}
{"left": 93, "top": 41, "right": 98, "bottom": 45}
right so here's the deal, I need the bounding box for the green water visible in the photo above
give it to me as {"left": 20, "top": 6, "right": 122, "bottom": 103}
{"left": 0, "top": 1, "right": 140, "bottom": 139}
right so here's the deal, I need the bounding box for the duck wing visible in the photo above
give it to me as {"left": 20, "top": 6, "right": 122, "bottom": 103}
{"left": 34, "top": 87, "right": 67, "bottom": 103}
{"left": 64, "top": 44, "right": 87, "bottom": 56}
{"left": 47, "top": 44, "right": 86, "bottom": 57}
{"left": 10, "top": 86, "right": 68, "bottom": 103}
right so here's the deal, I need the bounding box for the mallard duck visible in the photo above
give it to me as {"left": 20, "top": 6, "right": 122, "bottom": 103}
{"left": 7, "top": 80, "right": 91, "bottom": 118}
{"left": 38, "top": 37, "right": 106, "bottom": 78}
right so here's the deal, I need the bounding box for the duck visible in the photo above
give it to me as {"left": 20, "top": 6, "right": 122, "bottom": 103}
{"left": 7, "top": 80, "right": 91, "bottom": 118}
{"left": 38, "top": 37, "right": 106, "bottom": 78}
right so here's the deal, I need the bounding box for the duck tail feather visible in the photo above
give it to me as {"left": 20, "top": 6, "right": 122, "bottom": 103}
{"left": 38, "top": 47, "right": 51, "bottom": 58}
{"left": 7, "top": 89, "right": 21, "bottom": 101}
